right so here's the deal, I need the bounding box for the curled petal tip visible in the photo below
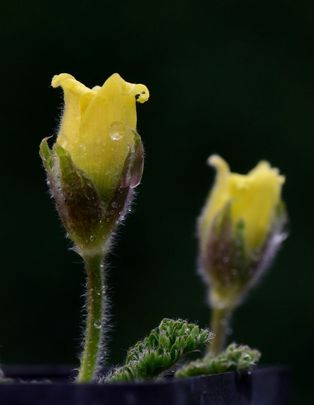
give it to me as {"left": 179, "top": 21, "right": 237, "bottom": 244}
{"left": 107, "top": 73, "right": 149, "bottom": 103}
{"left": 51, "top": 73, "right": 75, "bottom": 88}
{"left": 51, "top": 73, "right": 92, "bottom": 96}
{"left": 134, "top": 84, "right": 150, "bottom": 103}
{"left": 207, "top": 155, "right": 230, "bottom": 174}
{"left": 124, "top": 81, "right": 149, "bottom": 103}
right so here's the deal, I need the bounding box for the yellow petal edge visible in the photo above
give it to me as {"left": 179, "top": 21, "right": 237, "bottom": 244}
{"left": 200, "top": 155, "right": 285, "bottom": 255}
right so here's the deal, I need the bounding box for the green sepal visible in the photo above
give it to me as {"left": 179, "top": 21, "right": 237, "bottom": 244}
{"left": 40, "top": 140, "right": 107, "bottom": 251}
{"left": 200, "top": 204, "right": 249, "bottom": 308}
{"left": 103, "top": 131, "right": 144, "bottom": 225}
{"left": 39, "top": 137, "right": 54, "bottom": 171}
{"left": 120, "top": 131, "right": 144, "bottom": 189}
{"left": 39, "top": 132, "right": 145, "bottom": 253}
{"left": 248, "top": 200, "right": 288, "bottom": 285}
{"left": 52, "top": 143, "right": 106, "bottom": 249}
{"left": 200, "top": 200, "right": 287, "bottom": 309}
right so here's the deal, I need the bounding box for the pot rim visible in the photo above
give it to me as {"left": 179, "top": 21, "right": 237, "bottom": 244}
{"left": 0, "top": 364, "right": 290, "bottom": 387}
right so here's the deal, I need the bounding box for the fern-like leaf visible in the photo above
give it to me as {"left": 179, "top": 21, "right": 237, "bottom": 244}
{"left": 175, "top": 343, "right": 261, "bottom": 378}
{"left": 105, "top": 318, "right": 212, "bottom": 382}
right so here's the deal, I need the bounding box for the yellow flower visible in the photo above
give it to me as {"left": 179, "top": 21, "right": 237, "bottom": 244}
{"left": 198, "top": 155, "right": 287, "bottom": 310}
{"left": 198, "top": 156, "right": 287, "bottom": 354}
{"left": 40, "top": 73, "right": 149, "bottom": 252}
{"left": 199, "top": 155, "right": 285, "bottom": 256}
{"left": 52, "top": 73, "right": 149, "bottom": 197}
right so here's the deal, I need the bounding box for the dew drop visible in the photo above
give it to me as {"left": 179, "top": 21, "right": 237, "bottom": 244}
{"left": 110, "top": 131, "right": 122, "bottom": 141}
{"left": 109, "top": 122, "right": 126, "bottom": 141}
{"left": 94, "top": 321, "right": 102, "bottom": 329}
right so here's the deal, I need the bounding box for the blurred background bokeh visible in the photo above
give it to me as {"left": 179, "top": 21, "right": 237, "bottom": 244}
{"left": 0, "top": 0, "right": 313, "bottom": 402}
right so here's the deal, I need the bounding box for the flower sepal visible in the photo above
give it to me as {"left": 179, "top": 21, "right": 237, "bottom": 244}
{"left": 200, "top": 200, "right": 287, "bottom": 310}
{"left": 40, "top": 133, "right": 144, "bottom": 255}
{"left": 40, "top": 138, "right": 105, "bottom": 253}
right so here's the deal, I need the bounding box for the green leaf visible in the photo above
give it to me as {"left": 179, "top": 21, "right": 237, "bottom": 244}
{"left": 105, "top": 318, "right": 211, "bottom": 383}
{"left": 175, "top": 343, "right": 261, "bottom": 378}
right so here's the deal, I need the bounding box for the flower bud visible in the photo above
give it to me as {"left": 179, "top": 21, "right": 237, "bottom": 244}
{"left": 40, "top": 73, "right": 149, "bottom": 255}
{"left": 198, "top": 155, "right": 287, "bottom": 310}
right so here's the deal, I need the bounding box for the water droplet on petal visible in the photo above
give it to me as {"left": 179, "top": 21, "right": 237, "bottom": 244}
{"left": 109, "top": 122, "right": 125, "bottom": 141}
{"left": 110, "top": 131, "right": 122, "bottom": 141}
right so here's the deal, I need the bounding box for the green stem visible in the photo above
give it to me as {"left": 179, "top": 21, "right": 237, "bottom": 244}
{"left": 209, "top": 307, "right": 232, "bottom": 355}
{"left": 77, "top": 253, "right": 105, "bottom": 383}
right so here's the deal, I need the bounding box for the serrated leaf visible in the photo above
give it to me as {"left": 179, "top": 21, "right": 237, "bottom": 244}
{"left": 104, "top": 318, "right": 212, "bottom": 383}
{"left": 175, "top": 343, "right": 261, "bottom": 378}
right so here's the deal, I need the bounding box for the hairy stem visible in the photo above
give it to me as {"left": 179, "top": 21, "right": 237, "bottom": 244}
{"left": 209, "top": 307, "right": 232, "bottom": 355}
{"left": 77, "top": 253, "right": 105, "bottom": 382}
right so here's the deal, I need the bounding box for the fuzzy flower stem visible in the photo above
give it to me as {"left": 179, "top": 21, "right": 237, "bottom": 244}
{"left": 77, "top": 252, "right": 106, "bottom": 382}
{"left": 209, "top": 306, "right": 232, "bottom": 355}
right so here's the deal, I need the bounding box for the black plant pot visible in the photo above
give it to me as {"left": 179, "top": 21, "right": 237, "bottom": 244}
{"left": 1, "top": 365, "right": 291, "bottom": 405}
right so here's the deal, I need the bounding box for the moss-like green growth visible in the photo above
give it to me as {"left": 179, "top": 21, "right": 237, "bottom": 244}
{"left": 175, "top": 343, "right": 261, "bottom": 378}
{"left": 105, "top": 318, "right": 211, "bottom": 382}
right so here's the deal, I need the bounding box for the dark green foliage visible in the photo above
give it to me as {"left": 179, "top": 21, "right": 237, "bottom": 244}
{"left": 105, "top": 318, "right": 211, "bottom": 382}
{"left": 175, "top": 343, "right": 261, "bottom": 378}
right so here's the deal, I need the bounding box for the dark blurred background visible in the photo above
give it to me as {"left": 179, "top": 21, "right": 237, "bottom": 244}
{"left": 0, "top": 0, "right": 313, "bottom": 402}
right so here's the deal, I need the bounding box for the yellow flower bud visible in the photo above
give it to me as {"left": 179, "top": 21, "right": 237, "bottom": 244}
{"left": 200, "top": 155, "right": 285, "bottom": 256}
{"left": 198, "top": 155, "right": 287, "bottom": 310}
{"left": 52, "top": 73, "right": 149, "bottom": 197}
{"left": 40, "top": 73, "right": 149, "bottom": 253}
